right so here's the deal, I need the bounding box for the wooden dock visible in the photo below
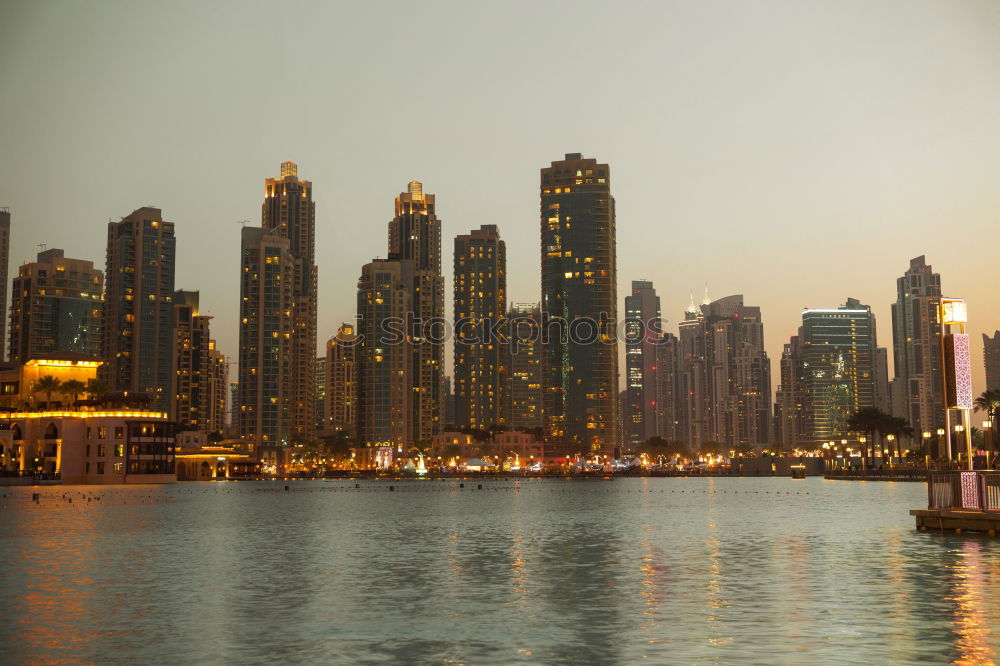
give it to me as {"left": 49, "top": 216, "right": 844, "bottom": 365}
{"left": 911, "top": 508, "right": 1000, "bottom": 535}
{"left": 912, "top": 470, "right": 1000, "bottom": 535}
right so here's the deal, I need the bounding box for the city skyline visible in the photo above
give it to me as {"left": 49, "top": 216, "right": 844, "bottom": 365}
{"left": 2, "top": 1, "right": 1000, "bottom": 398}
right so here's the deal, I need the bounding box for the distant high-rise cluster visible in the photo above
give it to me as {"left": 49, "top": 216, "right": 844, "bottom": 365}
{"left": 174, "top": 290, "right": 227, "bottom": 433}
{"left": 2, "top": 154, "right": 989, "bottom": 475}
{"left": 775, "top": 299, "right": 887, "bottom": 450}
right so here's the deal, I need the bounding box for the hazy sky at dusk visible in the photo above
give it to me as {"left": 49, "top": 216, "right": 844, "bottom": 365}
{"left": 2, "top": 0, "right": 1000, "bottom": 393}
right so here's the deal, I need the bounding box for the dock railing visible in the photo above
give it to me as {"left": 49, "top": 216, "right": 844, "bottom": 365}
{"left": 928, "top": 471, "right": 1000, "bottom": 511}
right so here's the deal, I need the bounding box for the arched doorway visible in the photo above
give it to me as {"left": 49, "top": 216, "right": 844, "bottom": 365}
{"left": 199, "top": 461, "right": 211, "bottom": 478}
{"left": 44, "top": 423, "right": 58, "bottom": 439}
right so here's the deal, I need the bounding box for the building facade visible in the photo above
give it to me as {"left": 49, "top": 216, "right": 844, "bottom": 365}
{"left": 624, "top": 280, "right": 661, "bottom": 449}
{"left": 776, "top": 299, "right": 883, "bottom": 449}
{"left": 654, "top": 332, "right": 680, "bottom": 442}
{"left": 890, "top": 256, "right": 944, "bottom": 436}
{"left": 102, "top": 207, "right": 176, "bottom": 413}
{"left": 173, "top": 290, "right": 223, "bottom": 434}
{"left": 0, "top": 209, "right": 10, "bottom": 360}
{"left": 325, "top": 323, "right": 357, "bottom": 436}
{"left": 506, "top": 303, "right": 542, "bottom": 430}
{"left": 9, "top": 249, "right": 103, "bottom": 364}
{"left": 678, "top": 295, "right": 772, "bottom": 450}
{"left": 984, "top": 331, "right": 1000, "bottom": 392}
{"left": 539, "top": 153, "right": 619, "bottom": 456}
{"left": 356, "top": 259, "right": 410, "bottom": 449}
{"left": 262, "top": 161, "right": 318, "bottom": 444}
{"left": 453, "top": 225, "right": 506, "bottom": 430}
{"left": 238, "top": 226, "right": 292, "bottom": 452}
{"left": 388, "top": 181, "right": 445, "bottom": 443}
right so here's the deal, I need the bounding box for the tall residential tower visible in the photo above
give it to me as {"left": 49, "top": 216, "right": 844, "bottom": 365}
{"left": 540, "top": 153, "right": 619, "bottom": 456}
{"left": 453, "top": 225, "right": 506, "bottom": 430}
{"left": 890, "top": 256, "right": 943, "bottom": 436}
{"left": 624, "top": 280, "right": 661, "bottom": 448}
{"left": 102, "top": 207, "right": 176, "bottom": 413}
{"left": 9, "top": 249, "right": 103, "bottom": 364}
{"left": 262, "top": 161, "right": 318, "bottom": 444}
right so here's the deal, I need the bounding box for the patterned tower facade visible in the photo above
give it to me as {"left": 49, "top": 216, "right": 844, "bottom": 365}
{"left": 540, "top": 154, "right": 619, "bottom": 456}
{"left": 102, "top": 207, "right": 176, "bottom": 413}
{"left": 453, "top": 225, "right": 506, "bottom": 430}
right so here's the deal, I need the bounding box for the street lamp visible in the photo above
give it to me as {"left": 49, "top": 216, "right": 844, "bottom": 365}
{"left": 954, "top": 424, "right": 966, "bottom": 464}
{"left": 983, "top": 421, "right": 992, "bottom": 460}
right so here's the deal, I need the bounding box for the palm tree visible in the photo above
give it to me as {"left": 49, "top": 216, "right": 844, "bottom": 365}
{"left": 882, "top": 415, "right": 914, "bottom": 464}
{"left": 61, "top": 379, "right": 87, "bottom": 408}
{"left": 86, "top": 378, "right": 109, "bottom": 403}
{"left": 34, "top": 375, "right": 63, "bottom": 409}
{"left": 846, "top": 407, "right": 900, "bottom": 467}
{"left": 974, "top": 390, "right": 1000, "bottom": 453}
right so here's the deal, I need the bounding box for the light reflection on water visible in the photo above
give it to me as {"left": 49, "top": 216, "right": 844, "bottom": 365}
{"left": 1, "top": 478, "right": 999, "bottom": 664}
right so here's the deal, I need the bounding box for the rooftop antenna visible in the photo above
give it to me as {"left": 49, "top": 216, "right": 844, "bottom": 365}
{"left": 236, "top": 219, "right": 250, "bottom": 227}
{"left": 37, "top": 243, "right": 47, "bottom": 252}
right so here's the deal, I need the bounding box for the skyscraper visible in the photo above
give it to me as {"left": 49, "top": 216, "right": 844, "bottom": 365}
{"left": 540, "top": 153, "right": 618, "bottom": 456}
{"left": 9, "top": 248, "right": 103, "bottom": 363}
{"left": 325, "top": 323, "right": 357, "bottom": 436}
{"left": 262, "top": 161, "right": 318, "bottom": 444}
{"left": 0, "top": 209, "right": 10, "bottom": 361}
{"left": 453, "top": 224, "right": 506, "bottom": 430}
{"left": 102, "top": 207, "right": 176, "bottom": 413}
{"left": 890, "top": 256, "right": 944, "bottom": 436}
{"left": 315, "top": 355, "right": 327, "bottom": 432}
{"left": 775, "top": 335, "right": 806, "bottom": 451}
{"left": 654, "top": 332, "right": 680, "bottom": 442}
{"left": 984, "top": 332, "right": 1000, "bottom": 392}
{"left": 388, "top": 181, "right": 444, "bottom": 442}
{"left": 356, "top": 259, "right": 410, "bottom": 448}
{"left": 624, "top": 280, "right": 661, "bottom": 448}
{"left": 238, "top": 226, "right": 292, "bottom": 452}
{"left": 174, "top": 290, "right": 219, "bottom": 433}
{"left": 506, "top": 303, "right": 542, "bottom": 430}
{"left": 777, "top": 298, "right": 883, "bottom": 449}
{"left": 207, "top": 345, "right": 227, "bottom": 435}
{"left": 678, "top": 295, "right": 771, "bottom": 449}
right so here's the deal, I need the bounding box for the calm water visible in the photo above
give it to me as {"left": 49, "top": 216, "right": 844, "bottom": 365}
{"left": 1, "top": 477, "right": 998, "bottom": 664}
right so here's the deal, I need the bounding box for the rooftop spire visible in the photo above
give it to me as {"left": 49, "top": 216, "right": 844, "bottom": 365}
{"left": 702, "top": 283, "right": 711, "bottom": 306}
{"left": 408, "top": 180, "right": 424, "bottom": 200}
